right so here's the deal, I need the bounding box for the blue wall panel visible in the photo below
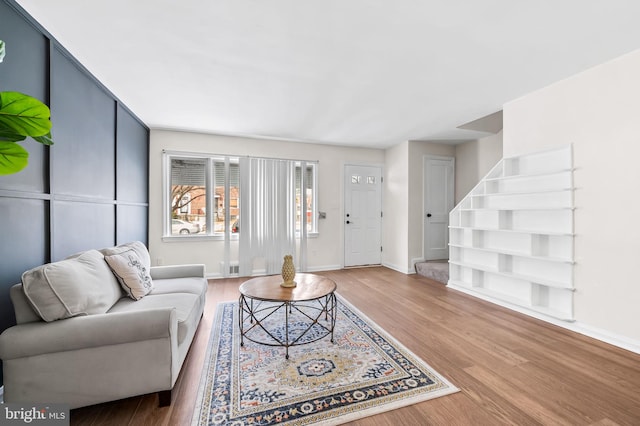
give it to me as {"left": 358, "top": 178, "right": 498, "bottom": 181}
{"left": 0, "top": 0, "right": 149, "bottom": 385}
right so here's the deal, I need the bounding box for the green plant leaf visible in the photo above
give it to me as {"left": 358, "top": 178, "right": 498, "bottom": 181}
{"left": 0, "top": 141, "right": 29, "bottom": 175}
{"left": 0, "top": 91, "right": 52, "bottom": 138}
{"left": 0, "top": 128, "right": 27, "bottom": 142}
{"left": 33, "top": 132, "right": 54, "bottom": 146}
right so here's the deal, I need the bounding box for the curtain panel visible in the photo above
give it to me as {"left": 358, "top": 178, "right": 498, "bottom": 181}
{"left": 239, "top": 157, "right": 302, "bottom": 275}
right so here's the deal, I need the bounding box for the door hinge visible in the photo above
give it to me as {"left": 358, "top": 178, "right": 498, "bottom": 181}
{"left": 380, "top": 246, "right": 383, "bottom": 252}
{"left": 381, "top": 211, "right": 383, "bottom": 218}
{"left": 381, "top": 176, "right": 384, "bottom": 183}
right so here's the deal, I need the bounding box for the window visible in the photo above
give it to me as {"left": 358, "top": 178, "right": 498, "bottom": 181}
{"left": 169, "top": 157, "right": 206, "bottom": 236}
{"left": 213, "top": 160, "right": 240, "bottom": 235}
{"left": 296, "top": 163, "right": 317, "bottom": 233}
{"left": 164, "top": 153, "right": 317, "bottom": 239}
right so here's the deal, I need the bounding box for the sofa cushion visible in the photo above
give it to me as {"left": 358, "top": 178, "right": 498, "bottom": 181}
{"left": 105, "top": 249, "right": 154, "bottom": 300}
{"left": 108, "top": 293, "right": 201, "bottom": 344}
{"left": 21, "top": 250, "right": 123, "bottom": 322}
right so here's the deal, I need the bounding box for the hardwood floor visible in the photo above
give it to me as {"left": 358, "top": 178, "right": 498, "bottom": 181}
{"left": 71, "top": 267, "right": 640, "bottom": 425}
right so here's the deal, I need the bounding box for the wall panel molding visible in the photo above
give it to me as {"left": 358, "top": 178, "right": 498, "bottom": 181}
{"left": 0, "top": 0, "right": 150, "bottom": 385}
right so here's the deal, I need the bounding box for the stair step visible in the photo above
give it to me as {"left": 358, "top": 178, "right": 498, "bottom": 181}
{"left": 415, "top": 261, "right": 449, "bottom": 284}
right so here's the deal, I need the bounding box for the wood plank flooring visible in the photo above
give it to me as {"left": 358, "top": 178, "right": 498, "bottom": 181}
{"left": 71, "top": 267, "right": 640, "bottom": 425}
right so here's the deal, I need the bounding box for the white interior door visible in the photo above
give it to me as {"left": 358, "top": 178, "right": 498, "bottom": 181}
{"left": 424, "top": 156, "right": 454, "bottom": 260}
{"left": 344, "top": 165, "right": 382, "bottom": 267}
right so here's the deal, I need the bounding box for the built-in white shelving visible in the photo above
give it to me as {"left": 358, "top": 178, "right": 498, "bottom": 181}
{"left": 448, "top": 145, "right": 575, "bottom": 321}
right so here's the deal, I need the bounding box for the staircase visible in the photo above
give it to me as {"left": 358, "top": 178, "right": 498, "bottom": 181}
{"left": 415, "top": 260, "right": 449, "bottom": 284}
{"left": 447, "top": 145, "right": 575, "bottom": 321}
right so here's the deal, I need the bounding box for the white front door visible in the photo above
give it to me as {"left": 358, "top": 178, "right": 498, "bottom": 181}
{"left": 344, "top": 164, "right": 382, "bottom": 267}
{"left": 424, "top": 156, "right": 454, "bottom": 260}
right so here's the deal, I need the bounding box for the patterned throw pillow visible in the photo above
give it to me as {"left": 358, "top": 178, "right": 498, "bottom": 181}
{"left": 100, "top": 241, "right": 151, "bottom": 270}
{"left": 104, "top": 249, "right": 154, "bottom": 300}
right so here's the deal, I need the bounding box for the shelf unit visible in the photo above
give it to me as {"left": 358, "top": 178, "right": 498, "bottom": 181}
{"left": 448, "top": 145, "right": 575, "bottom": 321}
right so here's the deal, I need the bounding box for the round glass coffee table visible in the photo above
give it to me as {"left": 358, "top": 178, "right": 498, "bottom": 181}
{"left": 238, "top": 273, "right": 337, "bottom": 359}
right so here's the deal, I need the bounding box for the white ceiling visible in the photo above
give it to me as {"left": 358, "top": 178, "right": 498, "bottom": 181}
{"left": 14, "top": 0, "right": 640, "bottom": 149}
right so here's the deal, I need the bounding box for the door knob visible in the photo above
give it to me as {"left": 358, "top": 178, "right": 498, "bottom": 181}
{"left": 426, "top": 213, "right": 432, "bottom": 217}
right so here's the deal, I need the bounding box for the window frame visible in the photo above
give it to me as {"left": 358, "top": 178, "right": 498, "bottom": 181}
{"left": 163, "top": 152, "right": 216, "bottom": 240}
{"left": 296, "top": 161, "right": 318, "bottom": 237}
{"left": 163, "top": 151, "right": 318, "bottom": 241}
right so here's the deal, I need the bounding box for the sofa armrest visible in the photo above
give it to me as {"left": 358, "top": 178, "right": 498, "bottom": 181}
{"left": 10, "top": 283, "right": 41, "bottom": 324}
{"left": 150, "top": 264, "right": 205, "bottom": 280}
{"left": 0, "top": 308, "right": 177, "bottom": 360}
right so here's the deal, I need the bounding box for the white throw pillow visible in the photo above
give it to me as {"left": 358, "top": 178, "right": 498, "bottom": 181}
{"left": 22, "top": 250, "right": 123, "bottom": 322}
{"left": 100, "top": 241, "right": 151, "bottom": 269}
{"left": 104, "top": 249, "right": 154, "bottom": 300}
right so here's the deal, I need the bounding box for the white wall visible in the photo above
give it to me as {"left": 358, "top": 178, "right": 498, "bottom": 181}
{"left": 454, "top": 131, "right": 503, "bottom": 204}
{"left": 503, "top": 49, "right": 640, "bottom": 344}
{"left": 149, "top": 130, "right": 384, "bottom": 276}
{"left": 408, "top": 141, "right": 456, "bottom": 269}
{"left": 381, "top": 140, "right": 458, "bottom": 273}
{"left": 382, "top": 142, "right": 409, "bottom": 272}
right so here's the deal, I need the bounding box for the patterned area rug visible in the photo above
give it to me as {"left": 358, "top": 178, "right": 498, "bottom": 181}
{"left": 192, "top": 295, "right": 458, "bottom": 425}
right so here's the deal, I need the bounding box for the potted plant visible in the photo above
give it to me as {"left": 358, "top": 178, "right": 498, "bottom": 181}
{"left": 0, "top": 39, "right": 53, "bottom": 175}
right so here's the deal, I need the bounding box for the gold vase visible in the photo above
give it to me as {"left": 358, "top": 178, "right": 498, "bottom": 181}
{"left": 281, "top": 254, "right": 296, "bottom": 287}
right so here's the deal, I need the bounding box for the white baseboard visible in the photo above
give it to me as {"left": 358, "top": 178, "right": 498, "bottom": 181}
{"left": 206, "top": 268, "right": 266, "bottom": 279}
{"left": 410, "top": 257, "right": 425, "bottom": 272}
{"left": 448, "top": 282, "right": 640, "bottom": 355}
{"left": 569, "top": 322, "right": 640, "bottom": 355}
{"left": 306, "top": 264, "right": 342, "bottom": 273}
{"left": 381, "top": 261, "right": 414, "bottom": 275}
{"left": 206, "top": 264, "right": 342, "bottom": 280}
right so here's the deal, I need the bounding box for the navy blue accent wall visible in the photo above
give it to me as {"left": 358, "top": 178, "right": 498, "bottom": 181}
{"left": 0, "top": 0, "right": 149, "bottom": 385}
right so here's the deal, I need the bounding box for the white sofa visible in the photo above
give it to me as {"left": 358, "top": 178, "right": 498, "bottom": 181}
{"left": 0, "top": 242, "right": 207, "bottom": 409}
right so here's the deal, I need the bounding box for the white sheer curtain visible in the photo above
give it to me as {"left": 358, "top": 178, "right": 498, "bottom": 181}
{"left": 298, "top": 161, "right": 308, "bottom": 272}
{"left": 238, "top": 157, "right": 298, "bottom": 276}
